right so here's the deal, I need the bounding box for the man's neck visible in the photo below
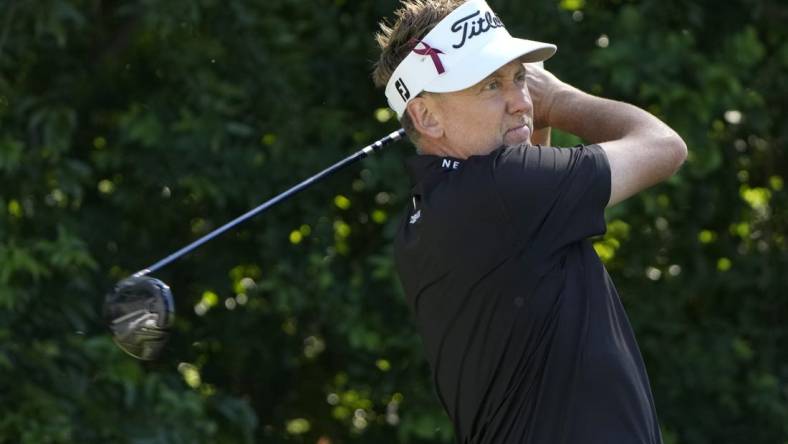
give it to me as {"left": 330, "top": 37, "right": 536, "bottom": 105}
{"left": 418, "top": 137, "right": 468, "bottom": 159}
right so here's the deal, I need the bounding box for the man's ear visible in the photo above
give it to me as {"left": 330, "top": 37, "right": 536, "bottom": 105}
{"left": 407, "top": 97, "right": 443, "bottom": 139}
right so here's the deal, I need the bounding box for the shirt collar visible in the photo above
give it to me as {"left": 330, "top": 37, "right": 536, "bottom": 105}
{"left": 405, "top": 155, "right": 465, "bottom": 185}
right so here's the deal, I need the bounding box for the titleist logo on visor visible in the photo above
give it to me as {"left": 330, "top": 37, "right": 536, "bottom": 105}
{"left": 450, "top": 10, "right": 504, "bottom": 49}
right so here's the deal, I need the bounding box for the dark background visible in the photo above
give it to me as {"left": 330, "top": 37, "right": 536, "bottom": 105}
{"left": 0, "top": 0, "right": 786, "bottom": 442}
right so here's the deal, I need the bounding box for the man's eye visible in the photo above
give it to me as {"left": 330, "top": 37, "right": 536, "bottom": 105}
{"left": 483, "top": 80, "right": 499, "bottom": 91}
{"left": 515, "top": 71, "right": 526, "bottom": 83}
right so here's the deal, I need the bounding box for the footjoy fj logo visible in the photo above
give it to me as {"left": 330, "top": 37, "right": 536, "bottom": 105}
{"left": 450, "top": 10, "right": 504, "bottom": 49}
{"left": 395, "top": 78, "right": 411, "bottom": 102}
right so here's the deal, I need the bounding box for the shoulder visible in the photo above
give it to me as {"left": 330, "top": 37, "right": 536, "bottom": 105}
{"left": 489, "top": 144, "right": 603, "bottom": 184}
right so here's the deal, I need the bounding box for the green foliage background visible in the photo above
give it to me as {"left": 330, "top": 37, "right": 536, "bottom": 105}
{"left": 0, "top": 0, "right": 786, "bottom": 442}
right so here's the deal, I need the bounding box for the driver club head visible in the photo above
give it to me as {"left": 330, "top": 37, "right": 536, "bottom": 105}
{"left": 103, "top": 275, "right": 175, "bottom": 360}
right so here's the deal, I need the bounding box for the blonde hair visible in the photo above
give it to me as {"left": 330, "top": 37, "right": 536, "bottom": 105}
{"left": 372, "top": 0, "right": 466, "bottom": 144}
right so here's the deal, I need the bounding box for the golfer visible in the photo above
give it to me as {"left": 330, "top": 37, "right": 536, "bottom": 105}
{"left": 373, "top": 0, "right": 687, "bottom": 443}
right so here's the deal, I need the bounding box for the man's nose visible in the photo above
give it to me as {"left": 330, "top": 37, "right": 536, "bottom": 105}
{"left": 506, "top": 84, "right": 533, "bottom": 116}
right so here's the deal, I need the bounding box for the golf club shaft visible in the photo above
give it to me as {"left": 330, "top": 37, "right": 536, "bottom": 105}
{"left": 134, "top": 129, "right": 406, "bottom": 277}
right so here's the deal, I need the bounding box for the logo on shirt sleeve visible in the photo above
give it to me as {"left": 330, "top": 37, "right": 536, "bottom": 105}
{"left": 409, "top": 196, "right": 421, "bottom": 224}
{"left": 409, "top": 209, "right": 422, "bottom": 224}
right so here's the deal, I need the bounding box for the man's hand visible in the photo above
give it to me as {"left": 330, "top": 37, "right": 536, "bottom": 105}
{"left": 525, "top": 63, "right": 565, "bottom": 130}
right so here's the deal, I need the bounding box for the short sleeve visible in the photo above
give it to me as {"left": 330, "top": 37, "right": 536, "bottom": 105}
{"left": 491, "top": 144, "right": 611, "bottom": 256}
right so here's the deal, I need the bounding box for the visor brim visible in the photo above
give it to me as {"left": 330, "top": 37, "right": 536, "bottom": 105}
{"left": 422, "top": 36, "right": 556, "bottom": 94}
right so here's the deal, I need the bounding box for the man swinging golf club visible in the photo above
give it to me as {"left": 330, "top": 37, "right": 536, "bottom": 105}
{"left": 373, "top": 0, "right": 687, "bottom": 442}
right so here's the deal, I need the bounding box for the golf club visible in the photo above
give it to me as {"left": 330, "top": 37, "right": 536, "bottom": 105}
{"left": 104, "top": 129, "right": 407, "bottom": 360}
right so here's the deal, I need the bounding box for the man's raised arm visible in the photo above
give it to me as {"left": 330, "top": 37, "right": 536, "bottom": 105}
{"left": 527, "top": 66, "right": 687, "bottom": 207}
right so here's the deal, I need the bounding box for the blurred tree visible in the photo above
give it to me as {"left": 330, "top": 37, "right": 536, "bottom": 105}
{"left": 0, "top": 0, "right": 785, "bottom": 443}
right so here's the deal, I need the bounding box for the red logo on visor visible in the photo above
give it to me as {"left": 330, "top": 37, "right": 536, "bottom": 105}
{"left": 412, "top": 40, "right": 446, "bottom": 75}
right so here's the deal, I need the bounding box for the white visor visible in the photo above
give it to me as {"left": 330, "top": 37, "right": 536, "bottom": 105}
{"left": 384, "top": 0, "right": 557, "bottom": 117}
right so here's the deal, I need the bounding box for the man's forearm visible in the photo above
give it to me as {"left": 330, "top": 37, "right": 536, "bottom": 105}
{"left": 531, "top": 127, "right": 551, "bottom": 146}
{"left": 546, "top": 86, "right": 677, "bottom": 144}
{"left": 544, "top": 84, "right": 687, "bottom": 207}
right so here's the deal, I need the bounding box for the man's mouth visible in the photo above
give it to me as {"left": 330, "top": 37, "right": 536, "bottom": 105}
{"left": 504, "top": 123, "right": 533, "bottom": 143}
{"left": 506, "top": 124, "right": 529, "bottom": 134}
{"left": 504, "top": 123, "right": 532, "bottom": 145}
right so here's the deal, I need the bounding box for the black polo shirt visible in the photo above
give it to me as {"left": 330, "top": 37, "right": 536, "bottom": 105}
{"left": 394, "top": 144, "right": 661, "bottom": 444}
